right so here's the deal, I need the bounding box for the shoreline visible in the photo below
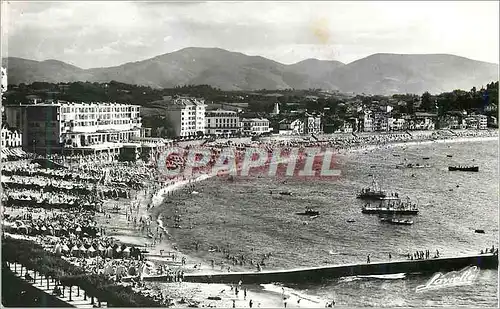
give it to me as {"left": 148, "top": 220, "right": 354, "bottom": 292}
{"left": 101, "top": 131, "right": 497, "bottom": 308}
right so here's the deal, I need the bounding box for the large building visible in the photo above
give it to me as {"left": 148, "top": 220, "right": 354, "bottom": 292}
{"left": 372, "top": 112, "right": 389, "bottom": 132}
{"left": 465, "top": 114, "right": 488, "bottom": 130}
{"left": 4, "top": 101, "right": 142, "bottom": 154}
{"left": 205, "top": 109, "right": 241, "bottom": 136}
{"left": 303, "top": 113, "right": 322, "bottom": 134}
{"left": 241, "top": 118, "right": 271, "bottom": 135}
{"left": 164, "top": 96, "right": 206, "bottom": 137}
{"left": 358, "top": 110, "right": 374, "bottom": 132}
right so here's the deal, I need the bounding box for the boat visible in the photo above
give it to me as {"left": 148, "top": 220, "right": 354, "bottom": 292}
{"left": 362, "top": 198, "right": 419, "bottom": 215}
{"left": 357, "top": 177, "right": 387, "bottom": 200}
{"left": 448, "top": 166, "right": 479, "bottom": 172}
{"left": 475, "top": 229, "right": 485, "bottom": 234}
{"left": 422, "top": 157, "right": 430, "bottom": 160}
{"left": 347, "top": 219, "right": 355, "bottom": 223}
{"left": 447, "top": 155, "right": 453, "bottom": 158}
{"left": 296, "top": 207, "right": 320, "bottom": 216}
{"left": 379, "top": 196, "right": 401, "bottom": 201}
{"left": 381, "top": 218, "right": 414, "bottom": 225}
{"left": 404, "top": 163, "right": 431, "bottom": 169}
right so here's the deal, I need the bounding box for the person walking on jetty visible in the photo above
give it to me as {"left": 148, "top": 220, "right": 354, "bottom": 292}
{"left": 367, "top": 255, "right": 370, "bottom": 263}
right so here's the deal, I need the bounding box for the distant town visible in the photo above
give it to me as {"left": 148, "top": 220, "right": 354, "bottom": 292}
{"left": 0, "top": 66, "right": 498, "bottom": 159}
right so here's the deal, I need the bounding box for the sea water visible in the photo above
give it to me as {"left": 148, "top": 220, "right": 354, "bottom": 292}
{"left": 161, "top": 139, "right": 499, "bottom": 307}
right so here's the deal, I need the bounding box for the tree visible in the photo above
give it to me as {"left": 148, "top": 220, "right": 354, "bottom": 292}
{"left": 407, "top": 100, "right": 415, "bottom": 115}
{"left": 421, "top": 92, "right": 433, "bottom": 112}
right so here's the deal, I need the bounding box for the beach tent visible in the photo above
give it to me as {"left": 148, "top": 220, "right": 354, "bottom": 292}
{"left": 80, "top": 245, "right": 87, "bottom": 256}
{"left": 71, "top": 245, "right": 79, "bottom": 256}
{"left": 54, "top": 243, "right": 62, "bottom": 255}
{"left": 106, "top": 247, "right": 113, "bottom": 258}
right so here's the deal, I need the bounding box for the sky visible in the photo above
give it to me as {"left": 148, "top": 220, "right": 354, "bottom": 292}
{"left": 2, "top": 1, "right": 499, "bottom": 69}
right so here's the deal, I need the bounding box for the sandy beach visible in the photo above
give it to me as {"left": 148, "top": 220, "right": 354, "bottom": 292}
{"left": 94, "top": 129, "right": 498, "bottom": 308}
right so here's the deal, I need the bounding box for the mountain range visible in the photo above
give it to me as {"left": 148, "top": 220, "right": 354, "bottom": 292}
{"left": 2, "top": 47, "right": 498, "bottom": 95}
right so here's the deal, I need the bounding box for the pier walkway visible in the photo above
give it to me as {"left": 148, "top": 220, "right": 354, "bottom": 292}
{"left": 145, "top": 253, "right": 498, "bottom": 284}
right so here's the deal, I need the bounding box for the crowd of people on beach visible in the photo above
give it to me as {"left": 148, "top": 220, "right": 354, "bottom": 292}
{"left": 2, "top": 128, "right": 498, "bottom": 308}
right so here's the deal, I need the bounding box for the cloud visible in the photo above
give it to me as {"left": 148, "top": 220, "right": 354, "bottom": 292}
{"left": 2, "top": 1, "right": 498, "bottom": 68}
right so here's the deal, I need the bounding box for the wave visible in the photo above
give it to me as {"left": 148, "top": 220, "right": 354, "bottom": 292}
{"left": 357, "top": 273, "right": 406, "bottom": 280}
{"left": 260, "top": 283, "right": 324, "bottom": 305}
{"left": 337, "top": 273, "right": 406, "bottom": 283}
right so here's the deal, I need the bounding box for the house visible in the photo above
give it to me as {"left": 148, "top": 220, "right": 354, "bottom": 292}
{"left": 278, "top": 119, "right": 304, "bottom": 135}
{"left": 241, "top": 118, "right": 271, "bottom": 135}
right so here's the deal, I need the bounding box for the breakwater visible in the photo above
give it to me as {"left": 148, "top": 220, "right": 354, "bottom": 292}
{"left": 144, "top": 254, "right": 498, "bottom": 284}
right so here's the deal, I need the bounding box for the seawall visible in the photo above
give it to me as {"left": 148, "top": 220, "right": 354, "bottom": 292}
{"left": 144, "top": 253, "right": 498, "bottom": 284}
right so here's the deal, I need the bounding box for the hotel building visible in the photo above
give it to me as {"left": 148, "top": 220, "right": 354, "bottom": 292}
{"left": 4, "top": 100, "right": 142, "bottom": 155}
{"left": 241, "top": 118, "right": 271, "bottom": 135}
{"left": 164, "top": 96, "right": 206, "bottom": 137}
{"left": 205, "top": 109, "right": 241, "bottom": 136}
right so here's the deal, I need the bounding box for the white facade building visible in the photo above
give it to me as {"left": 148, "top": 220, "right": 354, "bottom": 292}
{"left": 205, "top": 109, "right": 241, "bottom": 136}
{"left": 4, "top": 101, "right": 141, "bottom": 154}
{"left": 477, "top": 115, "right": 488, "bottom": 130}
{"left": 1, "top": 126, "right": 22, "bottom": 148}
{"left": 388, "top": 118, "right": 406, "bottom": 131}
{"left": 164, "top": 96, "right": 206, "bottom": 137}
{"left": 279, "top": 119, "right": 304, "bottom": 135}
{"left": 373, "top": 112, "right": 389, "bottom": 132}
{"left": 359, "top": 110, "right": 373, "bottom": 132}
{"left": 241, "top": 118, "right": 271, "bottom": 135}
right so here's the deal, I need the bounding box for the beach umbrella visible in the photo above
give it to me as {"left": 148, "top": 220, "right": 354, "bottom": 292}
{"left": 98, "top": 244, "right": 105, "bottom": 252}
{"left": 62, "top": 244, "right": 70, "bottom": 252}
{"left": 80, "top": 244, "right": 87, "bottom": 251}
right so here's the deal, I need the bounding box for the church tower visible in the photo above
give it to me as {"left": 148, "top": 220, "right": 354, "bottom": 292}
{"left": 272, "top": 102, "right": 280, "bottom": 115}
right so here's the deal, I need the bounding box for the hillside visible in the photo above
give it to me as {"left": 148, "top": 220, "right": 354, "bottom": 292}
{"left": 326, "top": 53, "right": 499, "bottom": 95}
{"left": 3, "top": 48, "right": 498, "bottom": 95}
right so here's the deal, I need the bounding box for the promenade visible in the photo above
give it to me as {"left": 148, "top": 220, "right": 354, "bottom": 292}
{"left": 143, "top": 253, "right": 498, "bottom": 284}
